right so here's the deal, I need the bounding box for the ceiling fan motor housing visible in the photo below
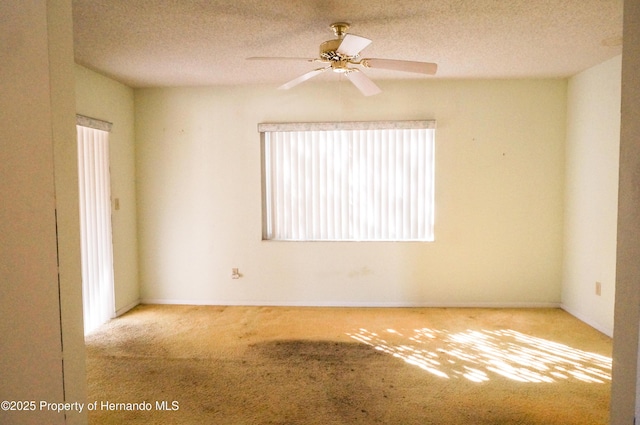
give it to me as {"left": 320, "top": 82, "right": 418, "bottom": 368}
{"left": 321, "top": 22, "right": 356, "bottom": 62}
{"left": 320, "top": 39, "right": 346, "bottom": 61}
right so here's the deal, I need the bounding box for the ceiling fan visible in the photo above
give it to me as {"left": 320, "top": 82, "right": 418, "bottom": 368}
{"left": 248, "top": 22, "right": 438, "bottom": 96}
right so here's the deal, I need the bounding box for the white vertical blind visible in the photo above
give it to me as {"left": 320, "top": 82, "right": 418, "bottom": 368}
{"left": 261, "top": 122, "right": 435, "bottom": 241}
{"left": 77, "top": 125, "right": 115, "bottom": 334}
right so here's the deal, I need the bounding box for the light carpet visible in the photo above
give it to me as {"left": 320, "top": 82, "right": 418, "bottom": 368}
{"left": 85, "top": 305, "right": 612, "bottom": 424}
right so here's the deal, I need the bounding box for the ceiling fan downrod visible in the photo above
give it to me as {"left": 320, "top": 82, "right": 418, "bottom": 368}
{"left": 330, "top": 22, "right": 350, "bottom": 39}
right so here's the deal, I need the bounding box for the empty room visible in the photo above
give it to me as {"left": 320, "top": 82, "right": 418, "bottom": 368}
{"left": 3, "top": 1, "right": 640, "bottom": 424}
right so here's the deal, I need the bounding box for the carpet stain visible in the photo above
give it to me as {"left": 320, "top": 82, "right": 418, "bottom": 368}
{"left": 251, "top": 339, "right": 382, "bottom": 362}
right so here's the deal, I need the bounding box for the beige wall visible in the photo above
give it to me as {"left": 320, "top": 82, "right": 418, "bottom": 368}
{"left": 75, "top": 64, "right": 139, "bottom": 315}
{"left": 0, "top": 1, "right": 86, "bottom": 424}
{"left": 562, "top": 55, "right": 622, "bottom": 336}
{"left": 135, "top": 78, "right": 566, "bottom": 307}
{"left": 611, "top": 0, "right": 640, "bottom": 422}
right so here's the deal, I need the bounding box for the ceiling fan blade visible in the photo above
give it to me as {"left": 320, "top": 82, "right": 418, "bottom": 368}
{"left": 337, "top": 34, "right": 372, "bottom": 57}
{"left": 278, "top": 67, "right": 330, "bottom": 90}
{"left": 346, "top": 69, "right": 381, "bottom": 96}
{"left": 247, "top": 57, "right": 317, "bottom": 62}
{"left": 361, "top": 58, "right": 438, "bottom": 75}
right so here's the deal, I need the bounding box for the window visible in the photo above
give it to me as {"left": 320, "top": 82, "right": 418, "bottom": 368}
{"left": 260, "top": 120, "right": 435, "bottom": 241}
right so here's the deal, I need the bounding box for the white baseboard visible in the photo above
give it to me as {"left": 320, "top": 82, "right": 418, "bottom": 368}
{"left": 140, "top": 298, "right": 561, "bottom": 309}
{"left": 560, "top": 304, "right": 613, "bottom": 337}
{"left": 116, "top": 299, "right": 141, "bottom": 317}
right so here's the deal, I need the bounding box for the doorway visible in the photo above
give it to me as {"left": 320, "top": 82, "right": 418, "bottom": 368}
{"left": 76, "top": 121, "right": 115, "bottom": 335}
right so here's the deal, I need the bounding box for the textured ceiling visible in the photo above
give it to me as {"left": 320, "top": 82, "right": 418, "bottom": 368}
{"left": 72, "top": 0, "right": 623, "bottom": 88}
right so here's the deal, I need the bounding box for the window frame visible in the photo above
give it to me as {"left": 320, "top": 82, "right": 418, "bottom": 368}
{"left": 259, "top": 120, "right": 436, "bottom": 242}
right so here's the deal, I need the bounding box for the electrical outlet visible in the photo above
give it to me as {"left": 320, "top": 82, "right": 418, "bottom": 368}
{"left": 595, "top": 281, "right": 602, "bottom": 296}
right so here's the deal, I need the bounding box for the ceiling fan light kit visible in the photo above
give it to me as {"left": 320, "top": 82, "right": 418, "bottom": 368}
{"left": 248, "top": 22, "right": 438, "bottom": 96}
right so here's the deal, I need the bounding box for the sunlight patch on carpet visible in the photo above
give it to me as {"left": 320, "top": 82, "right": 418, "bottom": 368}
{"left": 347, "top": 328, "right": 612, "bottom": 384}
